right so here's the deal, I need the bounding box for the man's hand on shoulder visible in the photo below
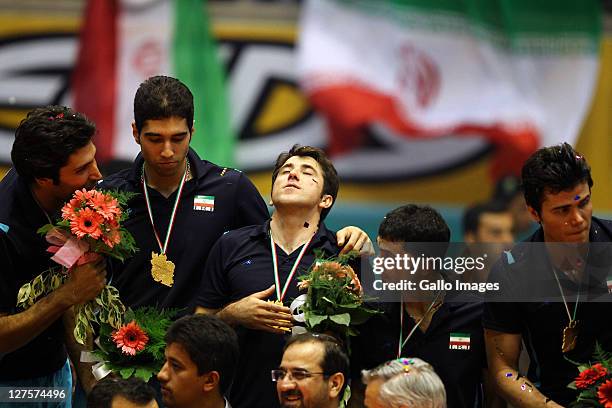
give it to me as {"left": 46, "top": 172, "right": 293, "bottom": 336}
{"left": 218, "top": 285, "right": 293, "bottom": 334}
{"left": 336, "top": 226, "right": 374, "bottom": 255}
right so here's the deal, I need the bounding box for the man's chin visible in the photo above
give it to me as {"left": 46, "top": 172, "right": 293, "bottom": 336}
{"left": 280, "top": 397, "right": 304, "bottom": 408}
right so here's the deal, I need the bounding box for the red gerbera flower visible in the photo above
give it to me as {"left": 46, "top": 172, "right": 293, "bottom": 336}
{"left": 102, "top": 227, "right": 121, "bottom": 248}
{"left": 88, "top": 191, "right": 121, "bottom": 220}
{"left": 69, "top": 207, "right": 104, "bottom": 239}
{"left": 111, "top": 320, "right": 149, "bottom": 356}
{"left": 598, "top": 379, "right": 612, "bottom": 408}
{"left": 576, "top": 363, "right": 608, "bottom": 389}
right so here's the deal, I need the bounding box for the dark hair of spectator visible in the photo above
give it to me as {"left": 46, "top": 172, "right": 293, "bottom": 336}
{"left": 87, "top": 377, "right": 155, "bottom": 408}
{"left": 462, "top": 200, "right": 510, "bottom": 236}
{"left": 11, "top": 106, "right": 95, "bottom": 184}
{"left": 271, "top": 144, "right": 339, "bottom": 220}
{"left": 521, "top": 143, "right": 593, "bottom": 214}
{"left": 165, "top": 314, "right": 239, "bottom": 395}
{"left": 133, "top": 75, "right": 194, "bottom": 134}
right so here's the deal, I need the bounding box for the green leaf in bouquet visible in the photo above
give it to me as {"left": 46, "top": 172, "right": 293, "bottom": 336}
{"left": 307, "top": 313, "right": 329, "bottom": 328}
{"left": 567, "top": 381, "right": 577, "bottom": 390}
{"left": 119, "top": 367, "right": 135, "bottom": 379}
{"left": 135, "top": 367, "right": 154, "bottom": 383}
{"left": 321, "top": 296, "right": 337, "bottom": 306}
{"left": 329, "top": 313, "right": 351, "bottom": 326}
{"left": 36, "top": 224, "right": 55, "bottom": 235}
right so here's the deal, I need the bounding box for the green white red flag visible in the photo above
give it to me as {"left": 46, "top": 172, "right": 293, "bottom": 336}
{"left": 297, "top": 0, "right": 601, "bottom": 177}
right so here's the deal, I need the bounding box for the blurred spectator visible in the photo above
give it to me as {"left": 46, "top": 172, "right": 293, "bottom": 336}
{"left": 462, "top": 200, "right": 514, "bottom": 282}
{"left": 88, "top": 377, "right": 157, "bottom": 408}
{"left": 492, "top": 176, "right": 535, "bottom": 239}
{"left": 362, "top": 357, "right": 446, "bottom": 408}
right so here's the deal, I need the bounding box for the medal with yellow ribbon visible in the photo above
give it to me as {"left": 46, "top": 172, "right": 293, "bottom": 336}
{"left": 142, "top": 162, "right": 189, "bottom": 287}
{"left": 269, "top": 231, "right": 315, "bottom": 332}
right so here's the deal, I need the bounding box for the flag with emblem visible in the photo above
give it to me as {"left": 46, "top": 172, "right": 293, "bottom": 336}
{"left": 193, "top": 195, "right": 215, "bottom": 212}
{"left": 297, "top": 0, "right": 601, "bottom": 177}
{"left": 72, "top": 0, "right": 234, "bottom": 166}
{"left": 449, "top": 332, "right": 471, "bottom": 350}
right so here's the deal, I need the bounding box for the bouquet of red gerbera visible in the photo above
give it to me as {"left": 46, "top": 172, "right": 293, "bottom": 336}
{"left": 568, "top": 343, "right": 612, "bottom": 407}
{"left": 83, "top": 307, "right": 178, "bottom": 382}
{"left": 16, "top": 188, "right": 137, "bottom": 344}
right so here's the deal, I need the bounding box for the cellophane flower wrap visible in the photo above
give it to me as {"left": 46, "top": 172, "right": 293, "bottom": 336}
{"left": 16, "top": 188, "right": 137, "bottom": 344}
{"left": 92, "top": 307, "right": 178, "bottom": 382}
{"left": 567, "top": 343, "right": 612, "bottom": 407}
{"left": 297, "top": 250, "right": 380, "bottom": 345}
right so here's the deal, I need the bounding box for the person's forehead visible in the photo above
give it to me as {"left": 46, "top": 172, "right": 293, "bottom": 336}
{"left": 377, "top": 237, "right": 405, "bottom": 254}
{"left": 141, "top": 116, "right": 190, "bottom": 132}
{"left": 541, "top": 182, "right": 590, "bottom": 207}
{"left": 282, "top": 156, "right": 322, "bottom": 171}
{"left": 166, "top": 342, "right": 195, "bottom": 365}
{"left": 479, "top": 212, "right": 513, "bottom": 226}
{"left": 281, "top": 341, "right": 324, "bottom": 370}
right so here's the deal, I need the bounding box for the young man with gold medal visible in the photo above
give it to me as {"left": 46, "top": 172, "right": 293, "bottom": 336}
{"left": 484, "top": 143, "right": 612, "bottom": 407}
{"left": 195, "top": 145, "right": 366, "bottom": 408}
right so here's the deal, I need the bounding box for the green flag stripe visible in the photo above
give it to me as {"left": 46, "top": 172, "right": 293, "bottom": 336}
{"left": 332, "top": 0, "right": 601, "bottom": 53}
{"left": 174, "top": 0, "right": 235, "bottom": 167}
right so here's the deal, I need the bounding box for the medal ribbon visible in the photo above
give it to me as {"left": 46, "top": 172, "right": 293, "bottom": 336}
{"left": 270, "top": 232, "right": 315, "bottom": 302}
{"left": 552, "top": 269, "right": 580, "bottom": 325}
{"left": 142, "top": 162, "right": 189, "bottom": 255}
{"left": 397, "top": 290, "right": 443, "bottom": 358}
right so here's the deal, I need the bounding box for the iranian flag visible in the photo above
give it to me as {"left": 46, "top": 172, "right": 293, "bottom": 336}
{"left": 297, "top": 0, "right": 601, "bottom": 177}
{"left": 72, "top": 0, "right": 234, "bottom": 166}
{"left": 449, "top": 332, "right": 471, "bottom": 350}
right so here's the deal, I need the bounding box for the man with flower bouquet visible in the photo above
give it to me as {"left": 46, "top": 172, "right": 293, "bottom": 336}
{"left": 0, "top": 106, "right": 107, "bottom": 402}
{"left": 195, "top": 145, "right": 369, "bottom": 408}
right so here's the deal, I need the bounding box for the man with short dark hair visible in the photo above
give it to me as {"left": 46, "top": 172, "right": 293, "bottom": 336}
{"left": 0, "top": 106, "right": 107, "bottom": 402}
{"left": 157, "top": 314, "right": 239, "bottom": 408}
{"left": 100, "top": 76, "right": 369, "bottom": 312}
{"left": 484, "top": 143, "right": 612, "bottom": 407}
{"left": 353, "top": 204, "right": 493, "bottom": 408}
{"left": 462, "top": 200, "right": 514, "bottom": 282}
{"left": 195, "top": 145, "right": 359, "bottom": 408}
{"left": 88, "top": 377, "right": 158, "bottom": 408}
{"left": 274, "top": 333, "right": 349, "bottom": 408}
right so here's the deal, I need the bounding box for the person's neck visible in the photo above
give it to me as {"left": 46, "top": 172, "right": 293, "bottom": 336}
{"left": 144, "top": 159, "right": 189, "bottom": 198}
{"left": 30, "top": 184, "right": 61, "bottom": 216}
{"left": 270, "top": 209, "right": 320, "bottom": 254}
{"left": 190, "top": 393, "right": 226, "bottom": 408}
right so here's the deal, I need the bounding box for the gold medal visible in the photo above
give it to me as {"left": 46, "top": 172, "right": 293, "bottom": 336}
{"left": 267, "top": 300, "right": 292, "bottom": 333}
{"left": 561, "top": 320, "right": 579, "bottom": 353}
{"left": 151, "top": 252, "right": 175, "bottom": 287}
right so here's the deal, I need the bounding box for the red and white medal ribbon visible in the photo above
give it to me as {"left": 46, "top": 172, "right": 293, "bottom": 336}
{"left": 270, "top": 232, "right": 315, "bottom": 302}
{"left": 141, "top": 162, "right": 189, "bottom": 256}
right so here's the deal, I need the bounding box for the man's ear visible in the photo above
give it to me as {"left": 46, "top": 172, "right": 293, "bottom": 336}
{"left": 319, "top": 194, "right": 333, "bottom": 210}
{"left": 527, "top": 206, "right": 541, "bottom": 224}
{"left": 132, "top": 122, "right": 140, "bottom": 144}
{"left": 327, "top": 372, "right": 345, "bottom": 399}
{"left": 34, "top": 177, "right": 53, "bottom": 189}
{"left": 201, "top": 371, "right": 220, "bottom": 393}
